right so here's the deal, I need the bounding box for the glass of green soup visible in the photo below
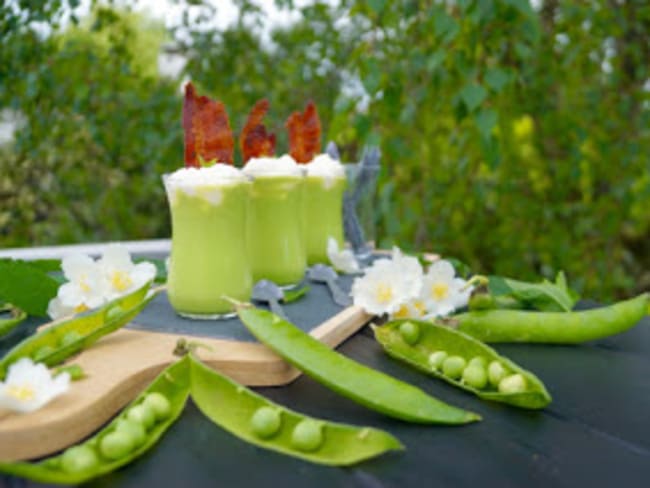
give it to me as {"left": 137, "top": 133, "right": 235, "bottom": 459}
{"left": 243, "top": 155, "right": 306, "bottom": 287}
{"left": 164, "top": 164, "right": 252, "bottom": 319}
{"left": 302, "top": 154, "right": 347, "bottom": 265}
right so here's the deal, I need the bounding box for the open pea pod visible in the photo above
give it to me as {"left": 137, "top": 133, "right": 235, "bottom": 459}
{"left": 0, "top": 356, "right": 191, "bottom": 485}
{"left": 373, "top": 319, "right": 552, "bottom": 409}
{"left": 189, "top": 355, "right": 403, "bottom": 466}
{"left": 0, "top": 306, "right": 27, "bottom": 338}
{"left": 0, "top": 282, "right": 158, "bottom": 379}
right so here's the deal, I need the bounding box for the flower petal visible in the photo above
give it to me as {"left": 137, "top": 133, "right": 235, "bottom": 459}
{"left": 427, "top": 260, "right": 456, "bottom": 282}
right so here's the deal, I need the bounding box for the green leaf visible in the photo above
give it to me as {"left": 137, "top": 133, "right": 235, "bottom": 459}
{"left": 484, "top": 68, "right": 510, "bottom": 92}
{"left": 459, "top": 83, "right": 487, "bottom": 112}
{"left": 0, "top": 260, "right": 60, "bottom": 317}
{"left": 367, "top": 0, "right": 387, "bottom": 15}
{"left": 361, "top": 58, "right": 382, "bottom": 95}
{"left": 475, "top": 109, "right": 497, "bottom": 139}
{"left": 487, "top": 272, "right": 578, "bottom": 312}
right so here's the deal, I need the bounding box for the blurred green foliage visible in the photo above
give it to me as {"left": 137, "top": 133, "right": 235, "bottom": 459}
{"left": 1, "top": 0, "right": 649, "bottom": 299}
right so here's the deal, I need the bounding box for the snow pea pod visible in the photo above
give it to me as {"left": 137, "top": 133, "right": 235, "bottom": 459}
{"left": 0, "top": 356, "right": 191, "bottom": 484}
{"left": 454, "top": 293, "right": 649, "bottom": 344}
{"left": 0, "top": 306, "right": 26, "bottom": 338}
{"left": 0, "top": 282, "right": 158, "bottom": 379}
{"left": 189, "top": 355, "right": 403, "bottom": 465}
{"left": 237, "top": 307, "right": 480, "bottom": 424}
{"left": 374, "top": 319, "right": 552, "bottom": 409}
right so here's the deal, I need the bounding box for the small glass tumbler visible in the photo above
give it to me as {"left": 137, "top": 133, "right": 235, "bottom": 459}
{"left": 303, "top": 173, "right": 347, "bottom": 265}
{"left": 246, "top": 174, "right": 306, "bottom": 287}
{"left": 164, "top": 166, "right": 252, "bottom": 319}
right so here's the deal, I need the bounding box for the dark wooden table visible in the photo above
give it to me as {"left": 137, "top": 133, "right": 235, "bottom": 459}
{"left": 1, "top": 244, "right": 649, "bottom": 487}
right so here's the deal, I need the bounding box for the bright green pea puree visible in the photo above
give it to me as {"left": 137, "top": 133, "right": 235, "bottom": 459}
{"left": 247, "top": 175, "right": 306, "bottom": 286}
{"left": 166, "top": 182, "right": 252, "bottom": 317}
{"left": 302, "top": 176, "right": 346, "bottom": 265}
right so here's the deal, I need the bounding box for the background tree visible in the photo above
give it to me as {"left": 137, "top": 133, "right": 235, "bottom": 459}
{"left": 1, "top": 0, "right": 648, "bottom": 299}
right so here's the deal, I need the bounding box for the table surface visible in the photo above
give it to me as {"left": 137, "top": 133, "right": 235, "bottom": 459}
{"left": 1, "top": 244, "right": 649, "bottom": 488}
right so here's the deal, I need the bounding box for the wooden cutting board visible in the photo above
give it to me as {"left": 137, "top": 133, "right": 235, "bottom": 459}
{"left": 0, "top": 283, "right": 372, "bottom": 461}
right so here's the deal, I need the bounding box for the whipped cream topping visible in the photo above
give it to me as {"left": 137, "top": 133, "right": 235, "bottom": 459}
{"left": 164, "top": 164, "right": 247, "bottom": 206}
{"left": 242, "top": 154, "right": 303, "bottom": 178}
{"left": 305, "top": 153, "right": 346, "bottom": 189}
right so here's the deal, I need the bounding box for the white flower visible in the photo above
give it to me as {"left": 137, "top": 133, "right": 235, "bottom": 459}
{"left": 0, "top": 358, "right": 70, "bottom": 413}
{"left": 420, "top": 260, "right": 473, "bottom": 317}
{"left": 351, "top": 248, "right": 423, "bottom": 315}
{"left": 46, "top": 297, "right": 76, "bottom": 320}
{"left": 99, "top": 244, "right": 157, "bottom": 300}
{"left": 327, "top": 237, "right": 360, "bottom": 274}
{"left": 391, "top": 246, "right": 424, "bottom": 298}
{"left": 56, "top": 253, "right": 107, "bottom": 312}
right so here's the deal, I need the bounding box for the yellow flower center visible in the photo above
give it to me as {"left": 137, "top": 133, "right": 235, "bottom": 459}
{"left": 111, "top": 271, "right": 133, "bottom": 292}
{"left": 375, "top": 283, "right": 394, "bottom": 304}
{"left": 74, "top": 303, "right": 89, "bottom": 314}
{"left": 393, "top": 304, "right": 410, "bottom": 318}
{"left": 431, "top": 282, "right": 449, "bottom": 301}
{"left": 413, "top": 300, "right": 427, "bottom": 316}
{"left": 78, "top": 275, "right": 91, "bottom": 293}
{"left": 6, "top": 384, "right": 35, "bottom": 402}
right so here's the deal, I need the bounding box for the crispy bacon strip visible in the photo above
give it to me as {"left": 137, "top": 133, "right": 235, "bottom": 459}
{"left": 240, "top": 99, "right": 276, "bottom": 163}
{"left": 285, "top": 101, "right": 321, "bottom": 163}
{"left": 183, "top": 82, "right": 234, "bottom": 166}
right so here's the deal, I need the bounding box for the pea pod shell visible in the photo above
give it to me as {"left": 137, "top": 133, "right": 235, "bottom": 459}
{"left": 454, "top": 293, "right": 649, "bottom": 344}
{"left": 237, "top": 307, "right": 480, "bottom": 424}
{"left": 0, "top": 308, "right": 27, "bottom": 338}
{"left": 189, "top": 355, "right": 403, "bottom": 466}
{"left": 0, "top": 282, "right": 157, "bottom": 379}
{"left": 373, "top": 319, "right": 552, "bottom": 409}
{"left": 0, "top": 356, "right": 191, "bottom": 485}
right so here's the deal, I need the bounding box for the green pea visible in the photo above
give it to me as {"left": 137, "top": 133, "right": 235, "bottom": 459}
{"left": 468, "top": 356, "right": 486, "bottom": 369}
{"left": 33, "top": 345, "right": 55, "bottom": 362}
{"left": 105, "top": 304, "right": 125, "bottom": 322}
{"left": 462, "top": 365, "right": 488, "bottom": 389}
{"left": 290, "top": 420, "right": 324, "bottom": 452}
{"left": 488, "top": 361, "right": 508, "bottom": 387}
{"left": 143, "top": 392, "right": 171, "bottom": 421}
{"left": 100, "top": 431, "right": 136, "bottom": 460}
{"left": 441, "top": 356, "right": 466, "bottom": 380}
{"left": 60, "top": 445, "right": 99, "bottom": 473}
{"left": 498, "top": 374, "right": 527, "bottom": 394}
{"left": 250, "top": 407, "right": 282, "bottom": 439}
{"left": 399, "top": 321, "right": 420, "bottom": 345}
{"left": 59, "top": 330, "right": 83, "bottom": 348}
{"left": 126, "top": 404, "right": 156, "bottom": 430}
{"left": 116, "top": 419, "right": 146, "bottom": 447}
{"left": 427, "top": 351, "right": 447, "bottom": 370}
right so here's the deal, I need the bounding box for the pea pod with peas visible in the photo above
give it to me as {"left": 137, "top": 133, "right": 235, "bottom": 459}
{"left": 454, "top": 293, "right": 649, "bottom": 344}
{"left": 0, "top": 355, "right": 191, "bottom": 484}
{"left": 373, "top": 319, "right": 552, "bottom": 409}
{"left": 0, "top": 281, "right": 159, "bottom": 379}
{"left": 189, "top": 354, "right": 403, "bottom": 466}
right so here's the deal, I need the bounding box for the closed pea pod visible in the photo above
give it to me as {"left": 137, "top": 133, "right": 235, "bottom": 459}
{"left": 454, "top": 293, "right": 649, "bottom": 344}
{"left": 236, "top": 306, "right": 480, "bottom": 424}
{"left": 0, "top": 356, "right": 191, "bottom": 484}
{"left": 189, "top": 354, "right": 404, "bottom": 466}
{"left": 373, "top": 319, "right": 551, "bottom": 409}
